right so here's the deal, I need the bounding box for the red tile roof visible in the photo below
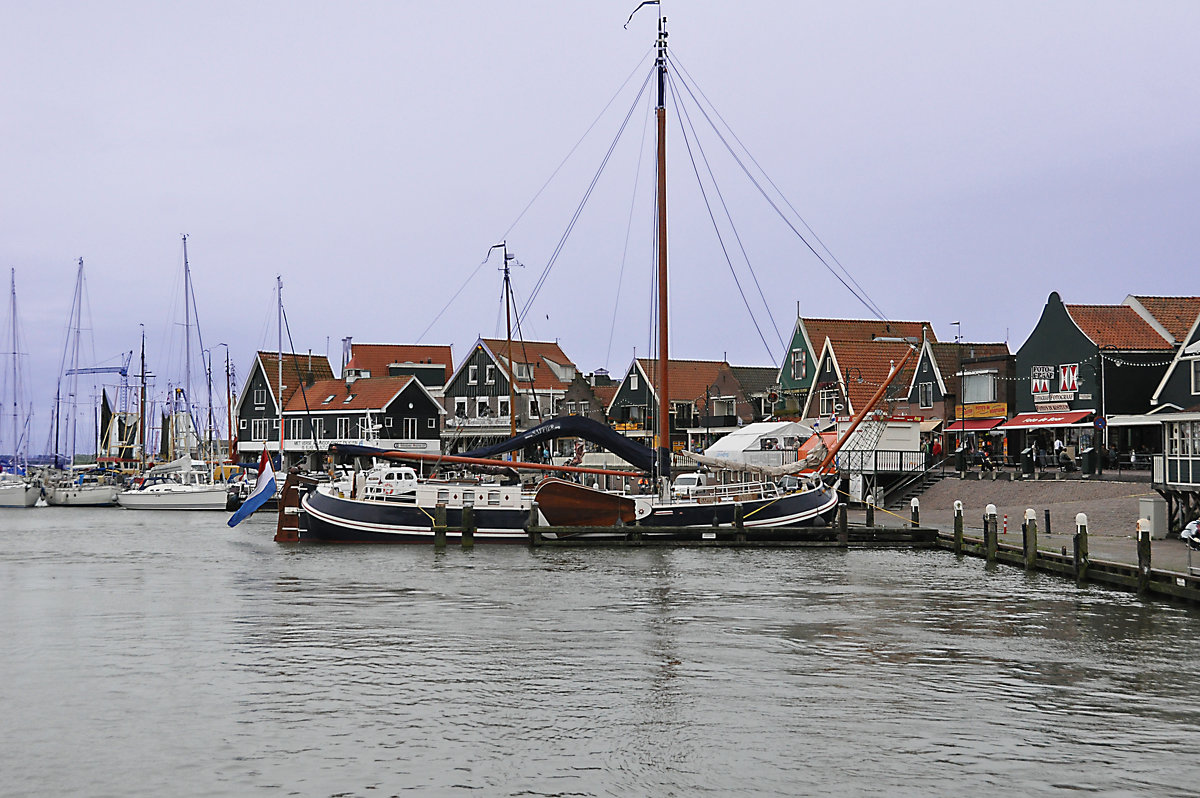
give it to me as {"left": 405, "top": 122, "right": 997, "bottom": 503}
{"left": 346, "top": 343, "right": 453, "bottom": 383}
{"left": 256, "top": 352, "right": 336, "bottom": 410}
{"left": 635, "top": 358, "right": 737, "bottom": 403}
{"left": 283, "top": 376, "right": 418, "bottom": 413}
{"left": 1065, "top": 304, "right": 1173, "bottom": 350}
{"left": 592, "top": 384, "right": 619, "bottom": 409}
{"left": 804, "top": 318, "right": 936, "bottom": 345}
{"left": 928, "top": 341, "right": 1011, "bottom": 395}
{"left": 480, "top": 339, "right": 576, "bottom": 391}
{"left": 824, "top": 340, "right": 918, "bottom": 413}
{"left": 1128, "top": 296, "right": 1200, "bottom": 343}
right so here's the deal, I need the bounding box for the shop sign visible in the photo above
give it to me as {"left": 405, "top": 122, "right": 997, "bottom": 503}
{"left": 963, "top": 402, "right": 1007, "bottom": 419}
{"left": 1035, "top": 402, "right": 1071, "bottom": 412}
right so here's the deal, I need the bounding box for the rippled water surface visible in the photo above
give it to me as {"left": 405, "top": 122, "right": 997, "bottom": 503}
{"left": 2, "top": 507, "right": 1199, "bottom": 796}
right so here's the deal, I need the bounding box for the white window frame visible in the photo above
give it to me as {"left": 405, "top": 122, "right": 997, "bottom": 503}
{"left": 515, "top": 362, "right": 531, "bottom": 381}
{"left": 499, "top": 398, "right": 510, "bottom": 417}
{"left": 253, "top": 388, "right": 267, "bottom": 407}
{"left": 402, "top": 417, "right": 418, "bottom": 438}
{"left": 314, "top": 419, "right": 325, "bottom": 440}
{"left": 336, "top": 418, "right": 350, "bottom": 439}
{"left": 251, "top": 418, "right": 269, "bottom": 441}
{"left": 427, "top": 418, "right": 436, "bottom": 429}
{"left": 286, "top": 418, "right": 304, "bottom": 440}
{"left": 384, "top": 416, "right": 393, "bottom": 428}
{"left": 476, "top": 398, "right": 490, "bottom": 417}
{"left": 819, "top": 389, "right": 838, "bottom": 417}
{"left": 468, "top": 365, "right": 478, "bottom": 385}
{"left": 529, "top": 397, "right": 540, "bottom": 418}
{"left": 580, "top": 401, "right": 589, "bottom": 414}
{"left": 962, "top": 371, "right": 998, "bottom": 404}
{"left": 566, "top": 401, "right": 577, "bottom": 415}
{"left": 918, "top": 382, "right": 933, "bottom": 410}
{"left": 454, "top": 398, "right": 467, "bottom": 418}
{"left": 630, "top": 373, "right": 639, "bottom": 391}
{"left": 790, "top": 349, "right": 805, "bottom": 381}
{"left": 485, "top": 364, "right": 495, "bottom": 384}
{"left": 1191, "top": 359, "right": 1200, "bottom": 395}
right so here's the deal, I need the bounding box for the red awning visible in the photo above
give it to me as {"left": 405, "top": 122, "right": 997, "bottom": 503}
{"left": 998, "top": 410, "right": 1093, "bottom": 430}
{"left": 945, "top": 418, "right": 1005, "bottom": 432}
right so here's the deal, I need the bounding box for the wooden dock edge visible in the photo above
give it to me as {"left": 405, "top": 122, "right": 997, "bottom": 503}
{"left": 937, "top": 532, "right": 1200, "bottom": 605}
{"left": 526, "top": 525, "right": 939, "bottom": 548}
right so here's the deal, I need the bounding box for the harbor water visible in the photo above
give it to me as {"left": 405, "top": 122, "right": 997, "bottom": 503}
{"left": 2, "top": 507, "right": 1199, "bottom": 796}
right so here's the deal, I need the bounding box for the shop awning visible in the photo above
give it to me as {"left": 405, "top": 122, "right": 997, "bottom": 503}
{"left": 919, "top": 420, "right": 943, "bottom": 433}
{"left": 998, "top": 410, "right": 1093, "bottom": 430}
{"left": 945, "top": 418, "right": 1005, "bottom": 432}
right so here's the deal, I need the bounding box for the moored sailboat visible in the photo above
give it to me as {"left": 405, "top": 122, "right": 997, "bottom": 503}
{"left": 0, "top": 268, "right": 40, "bottom": 508}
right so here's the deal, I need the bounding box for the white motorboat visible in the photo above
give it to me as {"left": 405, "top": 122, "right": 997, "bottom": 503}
{"left": 118, "top": 456, "right": 227, "bottom": 511}
{"left": 0, "top": 474, "right": 39, "bottom": 507}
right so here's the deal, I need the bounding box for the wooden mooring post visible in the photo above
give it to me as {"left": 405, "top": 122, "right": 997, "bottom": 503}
{"left": 527, "top": 501, "right": 541, "bottom": 545}
{"left": 953, "top": 500, "right": 963, "bottom": 556}
{"left": 910, "top": 497, "right": 920, "bottom": 528}
{"left": 865, "top": 499, "right": 875, "bottom": 528}
{"left": 433, "top": 502, "right": 447, "bottom": 548}
{"left": 461, "top": 504, "right": 475, "bottom": 548}
{"left": 1137, "top": 518, "right": 1152, "bottom": 595}
{"left": 274, "top": 470, "right": 302, "bottom": 543}
{"left": 985, "top": 504, "right": 997, "bottom": 562}
{"left": 734, "top": 502, "right": 745, "bottom": 543}
{"left": 837, "top": 503, "right": 848, "bottom": 547}
{"left": 1073, "top": 512, "right": 1089, "bottom": 587}
{"left": 1023, "top": 508, "right": 1038, "bottom": 571}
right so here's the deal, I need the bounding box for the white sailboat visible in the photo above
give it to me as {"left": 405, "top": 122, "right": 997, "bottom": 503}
{"left": 118, "top": 237, "right": 226, "bottom": 511}
{"left": 44, "top": 259, "right": 120, "bottom": 507}
{"left": 0, "top": 268, "right": 40, "bottom": 508}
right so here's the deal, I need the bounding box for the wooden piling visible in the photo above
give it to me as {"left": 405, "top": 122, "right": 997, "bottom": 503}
{"left": 837, "top": 503, "right": 848, "bottom": 547}
{"left": 953, "top": 501, "right": 963, "bottom": 556}
{"left": 1023, "top": 509, "right": 1038, "bottom": 571}
{"left": 1044, "top": 508, "right": 1052, "bottom": 537}
{"left": 461, "top": 504, "right": 475, "bottom": 548}
{"left": 1073, "top": 513, "right": 1089, "bottom": 587}
{"left": 433, "top": 501, "right": 447, "bottom": 548}
{"left": 985, "top": 505, "right": 997, "bottom": 562}
{"left": 734, "top": 503, "right": 746, "bottom": 543}
{"left": 274, "top": 469, "right": 302, "bottom": 543}
{"left": 865, "top": 500, "right": 875, "bottom": 528}
{"left": 1137, "top": 519, "right": 1152, "bottom": 595}
{"left": 910, "top": 498, "right": 920, "bottom": 528}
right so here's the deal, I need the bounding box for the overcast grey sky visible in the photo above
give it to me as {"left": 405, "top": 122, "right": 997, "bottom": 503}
{"left": 3, "top": 1, "right": 1198, "bottom": 448}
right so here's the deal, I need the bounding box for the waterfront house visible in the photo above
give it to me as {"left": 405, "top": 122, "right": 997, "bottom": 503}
{"left": 234, "top": 351, "right": 335, "bottom": 463}
{"left": 281, "top": 374, "right": 443, "bottom": 468}
{"left": 1145, "top": 298, "right": 1200, "bottom": 532}
{"left": 441, "top": 338, "right": 577, "bottom": 454}
{"left": 557, "top": 370, "right": 619, "bottom": 426}
{"left": 342, "top": 341, "right": 453, "bottom": 398}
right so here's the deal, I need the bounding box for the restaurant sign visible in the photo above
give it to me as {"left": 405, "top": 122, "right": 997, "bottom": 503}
{"left": 1031, "top": 363, "right": 1081, "bottom": 402}
{"left": 962, "top": 402, "right": 1007, "bottom": 419}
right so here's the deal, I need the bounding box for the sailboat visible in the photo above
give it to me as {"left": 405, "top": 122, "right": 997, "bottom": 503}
{"left": 118, "top": 237, "right": 227, "bottom": 511}
{"left": 0, "top": 268, "right": 41, "bottom": 508}
{"left": 276, "top": 13, "right": 911, "bottom": 542}
{"left": 43, "top": 259, "right": 121, "bottom": 507}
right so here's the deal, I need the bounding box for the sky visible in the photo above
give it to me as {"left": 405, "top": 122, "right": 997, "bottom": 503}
{"left": 2, "top": 1, "right": 1199, "bottom": 452}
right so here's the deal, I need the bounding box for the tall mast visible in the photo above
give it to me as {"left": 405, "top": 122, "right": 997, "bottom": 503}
{"left": 225, "top": 348, "right": 233, "bottom": 466}
{"left": 8, "top": 269, "right": 16, "bottom": 466}
{"left": 139, "top": 328, "right": 147, "bottom": 471}
{"left": 503, "top": 243, "right": 517, "bottom": 442}
{"left": 654, "top": 13, "right": 671, "bottom": 482}
{"left": 182, "top": 235, "right": 191, "bottom": 452}
{"left": 277, "top": 275, "right": 283, "bottom": 466}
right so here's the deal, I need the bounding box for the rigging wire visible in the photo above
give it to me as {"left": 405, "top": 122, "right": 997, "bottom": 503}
{"left": 416, "top": 46, "right": 654, "bottom": 345}
{"left": 519, "top": 67, "right": 656, "bottom": 322}
{"left": 666, "top": 69, "right": 775, "bottom": 359}
{"left": 671, "top": 53, "right": 889, "bottom": 322}
{"left": 605, "top": 81, "right": 655, "bottom": 371}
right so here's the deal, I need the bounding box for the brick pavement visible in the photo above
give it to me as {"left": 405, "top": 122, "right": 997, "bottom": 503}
{"left": 851, "top": 476, "right": 1199, "bottom": 575}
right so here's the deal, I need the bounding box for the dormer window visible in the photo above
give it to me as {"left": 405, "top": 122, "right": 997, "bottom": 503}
{"left": 322, "top": 395, "right": 336, "bottom": 404}
{"left": 515, "top": 363, "right": 532, "bottom": 381}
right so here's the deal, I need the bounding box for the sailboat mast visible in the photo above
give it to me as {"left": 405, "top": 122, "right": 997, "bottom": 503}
{"left": 503, "top": 244, "right": 517, "bottom": 442}
{"left": 182, "top": 235, "right": 191, "bottom": 454}
{"left": 8, "top": 269, "right": 16, "bottom": 466}
{"left": 225, "top": 348, "right": 233, "bottom": 466}
{"left": 654, "top": 13, "right": 671, "bottom": 481}
{"left": 139, "top": 327, "right": 147, "bottom": 470}
{"left": 277, "top": 275, "right": 283, "bottom": 467}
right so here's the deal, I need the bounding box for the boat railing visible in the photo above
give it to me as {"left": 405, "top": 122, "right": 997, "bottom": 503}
{"left": 687, "top": 481, "right": 779, "bottom": 502}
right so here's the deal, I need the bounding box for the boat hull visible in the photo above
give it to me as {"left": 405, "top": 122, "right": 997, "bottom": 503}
{"left": 300, "top": 486, "right": 530, "bottom": 543}
{"left": 118, "top": 486, "right": 228, "bottom": 510}
{"left": 0, "top": 482, "right": 40, "bottom": 507}
{"left": 46, "top": 485, "right": 119, "bottom": 507}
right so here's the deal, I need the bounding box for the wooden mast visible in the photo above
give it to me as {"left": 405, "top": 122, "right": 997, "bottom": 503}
{"left": 654, "top": 12, "right": 670, "bottom": 483}
{"left": 503, "top": 243, "right": 517, "bottom": 442}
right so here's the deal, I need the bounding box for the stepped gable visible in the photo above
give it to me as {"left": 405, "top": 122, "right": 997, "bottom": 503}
{"left": 257, "top": 351, "right": 336, "bottom": 410}
{"left": 1064, "top": 304, "right": 1173, "bottom": 350}
{"left": 823, "top": 339, "right": 916, "bottom": 412}
{"left": 346, "top": 343, "right": 453, "bottom": 382}
{"left": 804, "top": 317, "right": 934, "bottom": 345}
{"left": 481, "top": 339, "right": 576, "bottom": 391}
{"left": 635, "top": 358, "right": 731, "bottom": 402}
{"left": 284, "top": 375, "right": 416, "bottom": 412}
{"left": 1127, "top": 295, "right": 1200, "bottom": 344}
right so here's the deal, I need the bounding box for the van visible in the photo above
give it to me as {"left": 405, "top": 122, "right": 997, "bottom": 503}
{"left": 672, "top": 472, "right": 708, "bottom": 499}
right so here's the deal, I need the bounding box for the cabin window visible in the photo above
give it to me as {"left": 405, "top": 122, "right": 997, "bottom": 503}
{"left": 918, "top": 382, "right": 933, "bottom": 409}
{"left": 253, "top": 388, "right": 267, "bottom": 407}
{"left": 337, "top": 418, "right": 350, "bottom": 439}
{"left": 437, "top": 489, "right": 449, "bottom": 503}
{"left": 487, "top": 491, "right": 500, "bottom": 506}
{"left": 1192, "top": 359, "right": 1200, "bottom": 395}
{"left": 403, "top": 418, "right": 417, "bottom": 438}
{"left": 630, "top": 373, "right": 639, "bottom": 391}
{"left": 819, "top": 389, "right": 838, "bottom": 417}
{"left": 462, "top": 490, "right": 474, "bottom": 506}
{"left": 485, "top": 365, "right": 495, "bottom": 384}
{"left": 251, "top": 419, "right": 269, "bottom": 440}
{"left": 454, "top": 398, "right": 467, "bottom": 418}
{"left": 790, "top": 349, "right": 806, "bottom": 380}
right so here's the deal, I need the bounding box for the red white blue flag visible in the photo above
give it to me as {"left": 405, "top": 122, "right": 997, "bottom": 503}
{"left": 227, "top": 448, "right": 277, "bottom": 527}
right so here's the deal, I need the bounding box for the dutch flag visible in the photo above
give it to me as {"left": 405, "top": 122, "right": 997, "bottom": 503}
{"left": 227, "top": 448, "right": 278, "bottom": 527}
